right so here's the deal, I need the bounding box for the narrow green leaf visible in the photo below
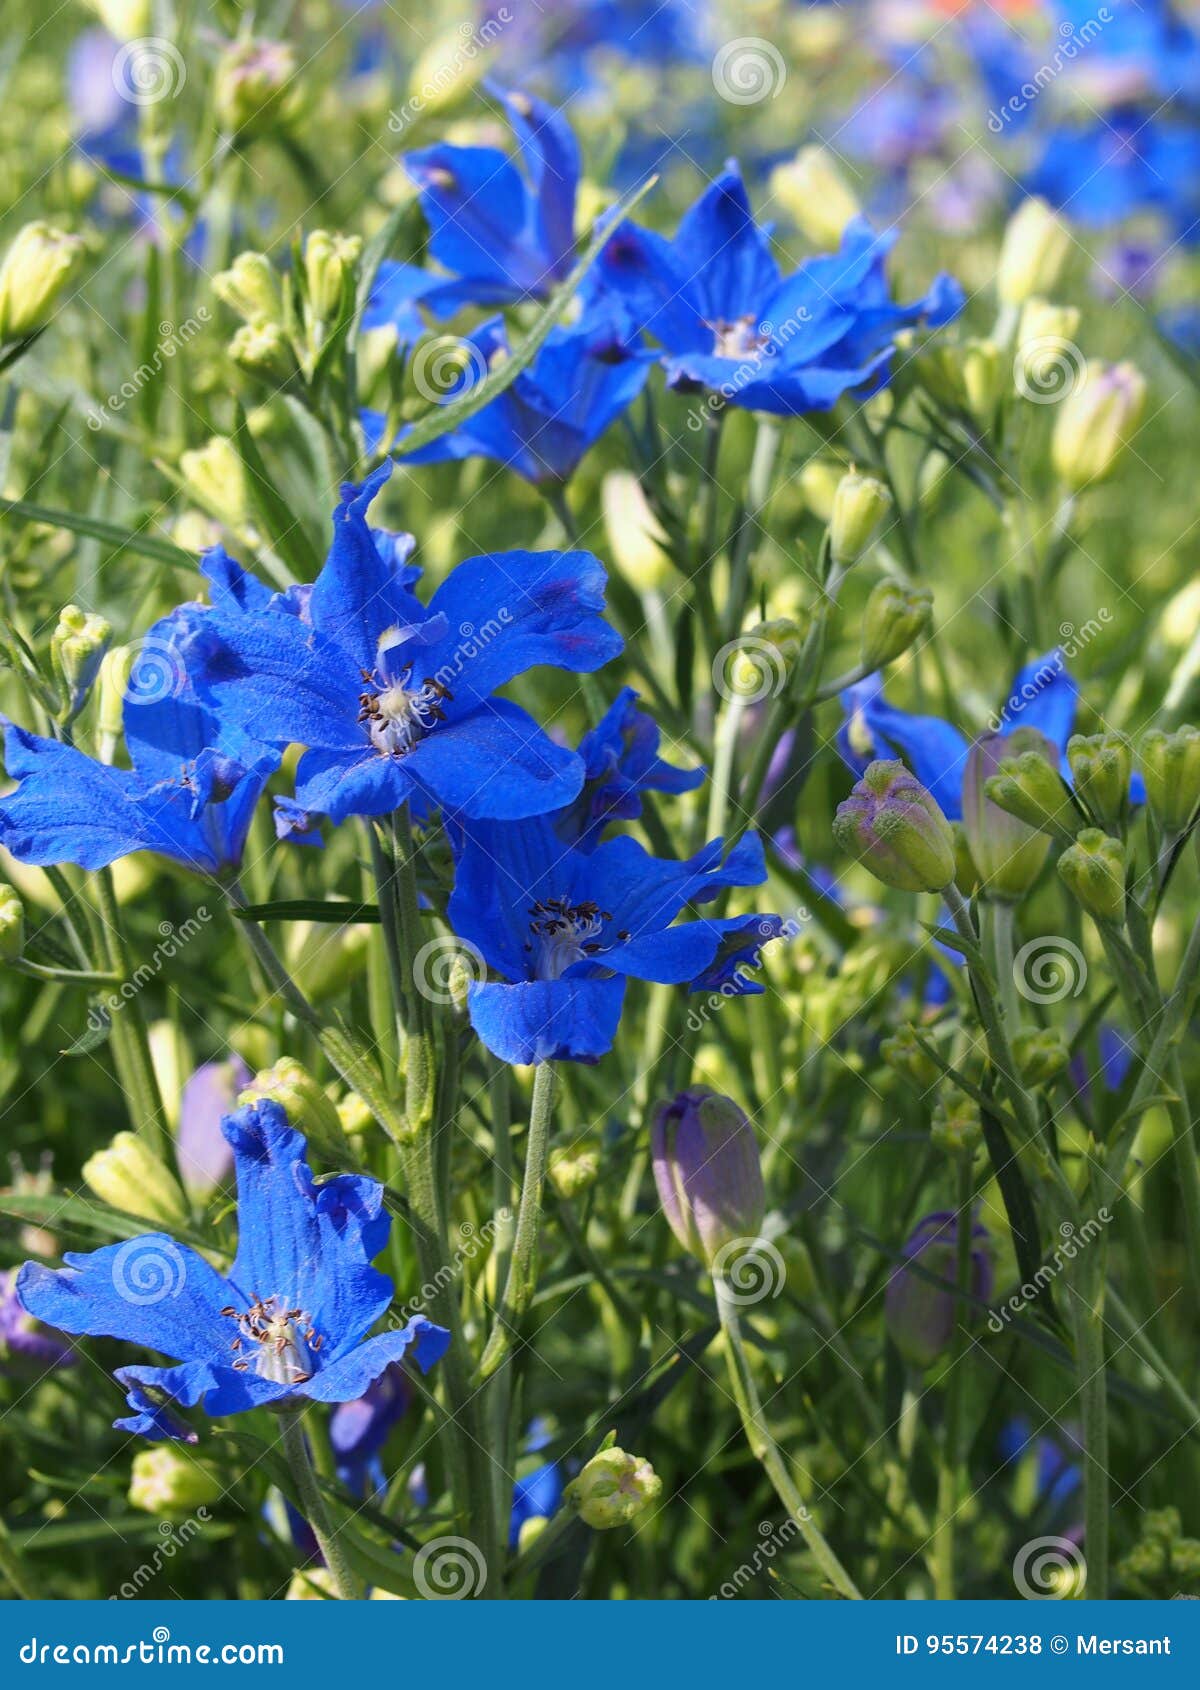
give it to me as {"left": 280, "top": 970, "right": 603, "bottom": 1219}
{"left": 231, "top": 899, "right": 381, "bottom": 924}
{"left": 0, "top": 497, "right": 194, "bottom": 570}
{"left": 232, "top": 402, "right": 324, "bottom": 578}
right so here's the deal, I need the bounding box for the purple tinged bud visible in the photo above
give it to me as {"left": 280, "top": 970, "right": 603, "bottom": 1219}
{"left": 833, "top": 759, "right": 956, "bottom": 893}
{"left": 651, "top": 1090, "right": 765, "bottom": 1265}
{"left": 175, "top": 1056, "right": 251, "bottom": 1199}
{"left": 885, "top": 1211, "right": 992, "bottom": 1371}
{"left": 962, "top": 728, "right": 1055, "bottom": 901}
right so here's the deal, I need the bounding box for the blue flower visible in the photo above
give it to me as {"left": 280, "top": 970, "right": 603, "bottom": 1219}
{"left": 399, "top": 88, "right": 580, "bottom": 314}
{"left": 554, "top": 685, "right": 703, "bottom": 848}
{"left": 595, "top": 163, "right": 962, "bottom": 415}
{"left": 183, "top": 463, "right": 622, "bottom": 825}
{"left": 510, "top": 1459, "right": 564, "bottom": 1548}
{"left": 369, "top": 307, "right": 653, "bottom": 485}
{"left": 1029, "top": 112, "right": 1200, "bottom": 243}
{"left": 837, "top": 652, "right": 1081, "bottom": 822}
{"left": 17, "top": 1100, "right": 449, "bottom": 1438}
{"left": 0, "top": 687, "right": 276, "bottom": 875}
{"left": 446, "top": 814, "right": 773, "bottom": 1063}
{"left": 328, "top": 1362, "right": 413, "bottom": 1495}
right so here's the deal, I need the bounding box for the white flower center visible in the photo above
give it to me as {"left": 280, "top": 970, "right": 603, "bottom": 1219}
{"left": 358, "top": 667, "right": 452, "bottom": 758}
{"left": 709, "top": 315, "right": 767, "bottom": 361}
{"left": 222, "top": 1295, "right": 321, "bottom": 1385}
{"left": 525, "top": 897, "right": 629, "bottom": 981}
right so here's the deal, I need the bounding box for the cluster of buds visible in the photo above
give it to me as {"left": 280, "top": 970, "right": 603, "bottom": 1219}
{"left": 1057, "top": 829, "right": 1126, "bottom": 923}
{"left": 930, "top": 1088, "right": 982, "bottom": 1155}
{"left": 833, "top": 760, "right": 957, "bottom": 894}
{"left": 1012, "top": 1028, "right": 1070, "bottom": 1088}
{"left": 82, "top": 1133, "right": 189, "bottom": 1229}
{"left": 50, "top": 604, "right": 111, "bottom": 726}
{"left": 129, "top": 1446, "right": 220, "bottom": 1516}
{"left": 1138, "top": 726, "right": 1200, "bottom": 839}
{"left": 238, "top": 1058, "right": 350, "bottom": 1162}
{"left": 0, "top": 222, "right": 86, "bottom": 349}
{"left": 880, "top": 1025, "right": 940, "bottom": 1092}
{"left": 214, "top": 39, "right": 298, "bottom": 139}
{"left": 1067, "top": 733, "right": 1133, "bottom": 835}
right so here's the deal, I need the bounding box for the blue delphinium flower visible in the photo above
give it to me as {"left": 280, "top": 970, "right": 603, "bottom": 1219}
{"left": 0, "top": 688, "right": 277, "bottom": 875}
{"left": 554, "top": 685, "right": 703, "bottom": 848}
{"left": 0, "top": 1269, "right": 76, "bottom": 1375}
{"left": 837, "top": 651, "right": 1081, "bottom": 822}
{"left": 446, "top": 814, "right": 775, "bottom": 1063}
{"left": 595, "top": 163, "right": 962, "bottom": 415}
{"left": 1029, "top": 113, "right": 1200, "bottom": 244}
{"left": 17, "top": 1100, "right": 449, "bottom": 1439}
{"left": 367, "top": 308, "right": 653, "bottom": 486}
{"left": 510, "top": 1459, "right": 564, "bottom": 1548}
{"left": 399, "top": 88, "right": 580, "bottom": 314}
{"left": 183, "top": 462, "right": 622, "bottom": 825}
{"left": 328, "top": 1362, "right": 413, "bottom": 1495}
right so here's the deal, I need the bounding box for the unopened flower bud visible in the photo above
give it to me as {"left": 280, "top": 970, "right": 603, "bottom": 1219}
{"left": 950, "top": 821, "right": 979, "bottom": 894}
{"left": 730, "top": 618, "right": 803, "bottom": 695}
{"left": 239, "top": 1058, "right": 349, "bottom": 1162}
{"left": 1052, "top": 361, "right": 1146, "bottom": 488}
{"left": 930, "top": 1089, "right": 982, "bottom": 1154}
{"left": 1012, "top": 1027, "right": 1070, "bottom": 1087}
{"left": 214, "top": 39, "right": 297, "bottom": 137}
{"left": 0, "top": 883, "right": 24, "bottom": 961}
{"left": 601, "top": 471, "right": 673, "bottom": 592}
{"left": 337, "top": 1091, "right": 373, "bottom": 1138}
{"left": 229, "top": 321, "right": 296, "bottom": 382}
{"left": 1138, "top": 726, "right": 1200, "bottom": 837}
{"left": 548, "top": 1145, "right": 600, "bottom": 1200}
{"left": 829, "top": 469, "right": 891, "bottom": 564}
{"left": 0, "top": 222, "right": 86, "bottom": 343}
{"left": 82, "top": 1132, "right": 189, "bottom": 1228}
{"left": 984, "top": 749, "right": 1075, "bottom": 840}
{"left": 886, "top": 1211, "right": 991, "bottom": 1370}
{"left": 213, "top": 251, "right": 282, "bottom": 325}
{"left": 1058, "top": 828, "right": 1126, "bottom": 923}
{"left": 129, "top": 1446, "right": 220, "bottom": 1516}
{"left": 1067, "top": 732, "right": 1133, "bottom": 834}
{"left": 859, "top": 580, "right": 932, "bottom": 671}
{"left": 1016, "top": 299, "right": 1081, "bottom": 386}
{"left": 769, "top": 146, "right": 860, "bottom": 249}
{"left": 51, "top": 604, "right": 112, "bottom": 723}
{"left": 961, "top": 338, "right": 1003, "bottom": 421}
{"left": 304, "top": 231, "right": 362, "bottom": 326}
{"left": 180, "top": 436, "right": 247, "bottom": 527}
{"left": 564, "top": 1446, "right": 662, "bottom": 1530}
{"left": 407, "top": 29, "right": 493, "bottom": 119}
{"left": 96, "top": 645, "right": 135, "bottom": 751}
{"left": 997, "top": 198, "right": 1071, "bottom": 306}
{"left": 881, "top": 1024, "right": 939, "bottom": 1090}
{"left": 913, "top": 344, "right": 967, "bottom": 411}
{"left": 833, "top": 760, "right": 956, "bottom": 893}
{"left": 962, "top": 729, "right": 1056, "bottom": 901}
{"left": 651, "top": 1090, "right": 764, "bottom": 1265}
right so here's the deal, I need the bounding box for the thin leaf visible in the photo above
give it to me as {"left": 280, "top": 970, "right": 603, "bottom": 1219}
{"left": 231, "top": 899, "right": 381, "bottom": 924}
{"left": 0, "top": 497, "right": 193, "bottom": 570}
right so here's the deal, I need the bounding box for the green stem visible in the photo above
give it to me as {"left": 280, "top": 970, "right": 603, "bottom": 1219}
{"left": 1067, "top": 1263, "right": 1109, "bottom": 1598}
{"left": 933, "top": 1151, "right": 975, "bottom": 1599}
{"left": 715, "top": 1284, "right": 862, "bottom": 1599}
{"left": 92, "top": 868, "right": 166, "bottom": 1154}
{"left": 279, "top": 1409, "right": 360, "bottom": 1599}
{"left": 0, "top": 1516, "right": 34, "bottom": 1599}
{"left": 478, "top": 1062, "right": 558, "bottom": 1381}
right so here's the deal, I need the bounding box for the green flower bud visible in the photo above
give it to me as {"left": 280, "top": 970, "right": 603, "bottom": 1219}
{"left": 51, "top": 603, "right": 112, "bottom": 723}
{"left": 406, "top": 29, "right": 494, "bottom": 122}
{"left": 1138, "top": 726, "right": 1200, "bottom": 837}
{"left": 212, "top": 251, "right": 282, "bottom": 325}
{"left": 179, "top": 436, "right": 248, "bottom": 527}
{"left": 129, "top": 1447, "right": 220, "bottom": 1516}
{"left": 548, "top": 1145, "right": 600, "bottom": 1200}
{"left": 829, "top": 469, "right": 891, "bottom": 564}
{"left": 96, "top": 644, "right": 136, "bottom": 750}
{"left": 214, "top": 39, "right": 297, "bottom": 138}
{"left": 1051, "top": 361, "right": 1147, "bottom": 489}
{"left": 930, "top": 1088, "right": 982, "bottom": 1155}
{"left": 0, "top": 222, "right": 86, "bottom": 343}
{"left": 833, "top": 759, "right": 956, "bottom": 893}
{"left": 983, "top": 749, "right": 1076, "bottom": 841}
{"left": 859, "top": 580, "right": 932, "bottom": 671}
{"left": 961, "top": 338, "right": 1003, "bottom": 422}
{"left": 962, "top": 728, "right": 1056, "bottom": 901}
{"left": 83, "top": 1, "right": 152, "bottom": 39}
{"left": 769, "top": 146, "right": 860, "bottom": 249}
{"left": 996, "top": 198, "right": 1071, "bottom": 306}
{"left": 239, "top": 1058, "right": 350, "bottom": 1162}
{"left": 1058, "top": 828, "right": 1126, "bottom": 924}
{"left": 1067, "top": 732, "right": 1133, "bottom": 833}
{"left": 229, "top": 321, "right": 296, "bottom": 382}
{"left": 82, "top": 1132, "right": 189, "bottom": 1228}
{"left": 798, "top": 458, "right": 845, "bottom": 522}
{"left": 0, "top": 883, "right": 24, "bottom": 961}
{"left": 304, "top": 231, "right": 362, "bottom": 326}
{"left": 336, "top": 1091, "right": 373, "bottom": 1138}
{"left": 564, "top": 1447, "right": 662, "bottom": 1530}
{"left": 1144, "top": 1507, "right": 1182, "bottom": 1546}
{"left": 601, "top": 471, "right": 673, "bottom": 592}
{"left": 950, "top": 821, "right": 979, "bottom": 895}
{"left": 1015, "top": 298, "right": 1081, "bottom": 393}
{"left": 913, "top": 343, "right": 967, "bottom": 411}
{"left": 1012, "top": 1027, "right": 1070, "bottom": 1087}
{"left": 881, "top": 1024, "right": 940, "bottom": 1090}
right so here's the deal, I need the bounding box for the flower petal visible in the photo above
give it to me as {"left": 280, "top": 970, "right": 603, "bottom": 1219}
{"left": 467, "top": 976, "right": 626, "bottom": 1065}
